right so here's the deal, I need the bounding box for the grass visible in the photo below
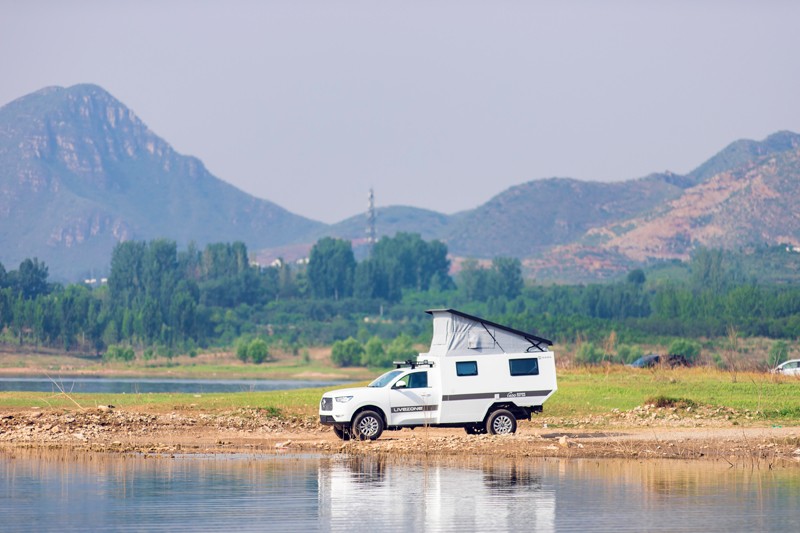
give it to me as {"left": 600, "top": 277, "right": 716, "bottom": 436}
{"left": 2, "top": 366, "right": 798, "bottom": 423}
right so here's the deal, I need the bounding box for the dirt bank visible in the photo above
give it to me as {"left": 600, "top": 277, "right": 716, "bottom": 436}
{"left": 2, "top": 405, "right": 799, "bottom": 467}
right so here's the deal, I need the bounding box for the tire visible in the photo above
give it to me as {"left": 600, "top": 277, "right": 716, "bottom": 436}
{"left": 333, "top": 425, "right": 351, "bottom": 441}
{"left": 351, "top": 410, "right": 384, "bottom": 440}
{"left": 486, "top": 409, "right": 517, "bottom": 435}
{"left": 464, "top": 424, "right": 487, "bottom": 435}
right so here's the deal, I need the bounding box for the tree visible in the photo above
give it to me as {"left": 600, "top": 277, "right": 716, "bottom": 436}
{"left": 247, "top": 338, "right": 270, "bottom": 364}
{"left": 331, "top": 337, "right": 364, "bottom": 367}
{"left": 491, "top": 257, "right": 524, "bottom": 300}
{"left": 361, "top": 336, "right": 390, "bottom": 367}
{"left": 16, "top": 258, "right": 50, "bottom": 299}
{"left": 307, "top": 238, "right": 356, "bottom": 300}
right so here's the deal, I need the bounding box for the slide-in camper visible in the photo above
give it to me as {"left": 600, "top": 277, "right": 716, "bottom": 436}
{"left": 319, "top": 309, "right": 557, "bottom": 440}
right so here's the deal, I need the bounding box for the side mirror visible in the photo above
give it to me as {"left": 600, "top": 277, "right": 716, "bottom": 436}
{"left": 394, "top": 381, "right": 407, "bottom": 389}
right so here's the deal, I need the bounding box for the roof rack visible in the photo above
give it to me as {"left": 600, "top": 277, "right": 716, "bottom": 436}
{"left": 394, "top": 359, "right": 435, "bottom": 369}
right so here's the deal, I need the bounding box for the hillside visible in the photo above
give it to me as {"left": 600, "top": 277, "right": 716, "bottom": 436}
{"left": 2, "top": 84, "right": 800, "bottom": 283}
{"left": 0, "top": 84, "right": 323, "bottom": 280}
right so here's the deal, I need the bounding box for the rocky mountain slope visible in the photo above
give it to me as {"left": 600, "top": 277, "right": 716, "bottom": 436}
{"left": 0, "top": 84, "right": 323, "bottom": 280}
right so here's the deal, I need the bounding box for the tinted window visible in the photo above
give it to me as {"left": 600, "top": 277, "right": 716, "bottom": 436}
{"left": 509, "top": 358, "right": 539, "bottom": 376}
{"left": 406, "top": 371, "right": 428, "bottom": 388}
{"left": 456, "top": 361, "right": 478, "bottom": 376}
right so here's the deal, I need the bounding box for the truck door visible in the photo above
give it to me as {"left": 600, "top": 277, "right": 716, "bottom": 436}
{"left": 389, "top": 371, "right": 437, "bottom": 426}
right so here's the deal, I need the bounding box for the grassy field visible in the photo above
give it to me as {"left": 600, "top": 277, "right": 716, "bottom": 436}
{"left": 2, "top": 366, "right": 798, "bottom": 423}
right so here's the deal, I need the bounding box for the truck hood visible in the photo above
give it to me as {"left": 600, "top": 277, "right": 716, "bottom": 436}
{"left": 323, "top": 386, "right": 371, "bottom": 398}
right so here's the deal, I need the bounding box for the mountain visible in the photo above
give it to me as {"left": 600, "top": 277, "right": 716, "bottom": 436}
{"left": 3, "top": 84, "right": 799, "bottom": 283}
{"left": 0, "top": 84, "right": 324, "bottom": 280}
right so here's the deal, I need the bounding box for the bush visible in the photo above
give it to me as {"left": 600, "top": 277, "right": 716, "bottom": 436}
{"left": 385, "top": 333, "right": 417, "bottom": 364}
{"left": 767, "top": 340, "right": 789, "bottom": 368}
{"left": 617, "top": 344, "right": 644, "bottom": 364}
{"left": 247, "top": 338, "right": 270, "bottom": 364}
{"left": 667, "top": 338, "right": 701, "bottom": 364}
{"left": 574, "top": 342, "right": 604, "bottom": 365}
{"left": 361, "top": 336, "right": 391, "bottom": 368}
{"left": 103, "top": 345, "right": 135, "bottom": 362}
{"left": 331, "top": 337, "right": 364, "bottom": 367}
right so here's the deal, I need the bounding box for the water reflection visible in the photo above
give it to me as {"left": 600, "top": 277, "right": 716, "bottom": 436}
{"left": 1, "top": 450, "right": 798, "bottom": 532}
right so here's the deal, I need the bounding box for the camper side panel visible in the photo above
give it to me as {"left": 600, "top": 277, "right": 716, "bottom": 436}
{"left": 437, "top": 351, "right": 557, "bottom": 424}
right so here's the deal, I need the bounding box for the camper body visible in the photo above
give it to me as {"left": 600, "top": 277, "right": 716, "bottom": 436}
{"left": 319, "top": 309, "right": 557, "bottom": 440}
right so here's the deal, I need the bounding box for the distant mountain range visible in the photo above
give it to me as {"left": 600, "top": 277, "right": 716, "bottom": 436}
{"left": 1, "top": 84, "right": 799, "bottom": 282}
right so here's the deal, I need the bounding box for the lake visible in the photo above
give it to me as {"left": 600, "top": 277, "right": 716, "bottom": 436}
{"left": 0, "top": 377, "right": 351, "bottom": 394}
{"left": 1, "top": 451, "right": 798, "bottom": 532}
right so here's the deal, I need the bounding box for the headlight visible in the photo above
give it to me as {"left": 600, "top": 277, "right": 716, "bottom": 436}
{"left": 335, "top": 396, "right": 354, "bottom": 403}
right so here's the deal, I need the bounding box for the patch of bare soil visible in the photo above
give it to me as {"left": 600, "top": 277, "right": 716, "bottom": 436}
{"left": 2, "top": 403, "right": 799, "bottom": 467}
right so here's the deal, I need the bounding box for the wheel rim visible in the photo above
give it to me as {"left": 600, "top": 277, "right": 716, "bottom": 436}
{"left": 492, "top": 415, "right": 513, "bottom": 434}
{"left": 357, "top": 416, "right": 379, "bottom": 437}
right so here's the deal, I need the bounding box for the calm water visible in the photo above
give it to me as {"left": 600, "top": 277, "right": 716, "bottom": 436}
{"left": 0, "top": 377, "right": 350, "bottom": 394}
{"left": 1, "top": 452, "right": 798, "bottom": 532}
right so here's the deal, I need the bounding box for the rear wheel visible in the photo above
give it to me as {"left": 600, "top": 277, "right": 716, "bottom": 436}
{"left": 352, "top": 410, "right": 384, "bottom": 440}
{"left": 333, "top": 425, "right": 351, "bottom": 441}
{"left": 486, "top": 409, "right": 517, "bottom": 435}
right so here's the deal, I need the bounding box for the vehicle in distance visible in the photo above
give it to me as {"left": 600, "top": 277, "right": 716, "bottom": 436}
{"left": 772, "top": 359, "right": 800, "bottom": 376}
{"left": 628, "top": 353, "right": 691, "bottom": 368}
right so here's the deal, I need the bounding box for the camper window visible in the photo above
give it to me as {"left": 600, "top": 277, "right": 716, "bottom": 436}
{"left": 509, "top": 358, "right": 539, "bottom": 376}
{"left": 456, "top": 361, "right": 478, "bottom": 377}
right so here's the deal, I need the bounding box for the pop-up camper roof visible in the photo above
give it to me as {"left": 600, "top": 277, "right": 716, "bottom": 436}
{"left": 426, "top": 308, "right": 552, "bottom": 357}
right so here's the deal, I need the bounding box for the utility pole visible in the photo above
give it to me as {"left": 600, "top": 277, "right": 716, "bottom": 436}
{"left": 366, "top": 188, "right": 377, "bottom": 257}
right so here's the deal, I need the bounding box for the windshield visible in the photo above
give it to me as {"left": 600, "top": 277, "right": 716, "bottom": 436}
{"left": 368, "top": 369, "right": 404, "bottom": 388}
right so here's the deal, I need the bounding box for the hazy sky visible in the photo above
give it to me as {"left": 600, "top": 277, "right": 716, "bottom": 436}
{"left": 2, "top": 1, "right": 799, "bottom": 223}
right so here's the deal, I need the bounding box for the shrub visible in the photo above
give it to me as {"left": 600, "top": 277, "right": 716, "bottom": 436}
{"left": 574, "top": 342, "right": 604, "bottom": 365}
{"left": 767, "top": 340, "right": 789, "bottom": 368}
{"left": 103, "top": 345, "right": 135, "bottom": 362}
{"left": 617, "top": 344, "right": 644, "bottom": 364}
{"left": 362, "top": 336, "right": 391, "bottom": 368}
{"left": 331, "top": 337, "right": 364, "bottom": 367}
{"left": 385, "top": 333, "right": 417, "bottom": 365}
{"left": 667, "top": 338, "right": 701, "bottom": 364}
{"left": 247, "top": 338, "right": 270, "bottom": 364}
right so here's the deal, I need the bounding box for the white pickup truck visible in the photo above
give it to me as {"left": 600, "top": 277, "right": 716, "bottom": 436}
{"left": 319, "top": 308, "right": 557, "bottom": 440}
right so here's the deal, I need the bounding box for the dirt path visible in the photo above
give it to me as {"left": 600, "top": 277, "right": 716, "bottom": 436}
{"left": 2, "top": 406, "right": 799, "bottom": 467}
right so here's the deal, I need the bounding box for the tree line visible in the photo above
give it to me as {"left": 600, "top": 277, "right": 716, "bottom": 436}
{"left": 2, "top": 238, "right": 800, "bottom": 362}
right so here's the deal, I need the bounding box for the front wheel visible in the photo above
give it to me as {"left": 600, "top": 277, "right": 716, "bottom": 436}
{"left": 486, "top": 409, "right": 517, "bottom": 435}
{"left": 333, "top": 425, "right": 351, "bottom": 441}
{"left": 352, "top": 410, "right": 384, "bottom": 440}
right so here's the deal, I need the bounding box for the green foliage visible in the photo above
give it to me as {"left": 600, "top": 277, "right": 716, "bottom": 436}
{"left": 767, "top": 340, "right": 789, "bottom": 368}
{"left": 385, "top": 333, "right": 417, "bottom": 364}
{"left": 103, "top": 345, "right": 135, "bottom": 362}
{"left": 361, "top": 336, "right": 391, "bottom": 368}
{"left": 617, "top": 344, "right": 644, "bottom": 364}
{"left": 331, "top": 337, "right": 364, "bottom": 367}
{"left": 307, "top": 237, "right": 356, "bottom": 300}
{"left": 667, "top": 339, "right": 701, "bottom": 363}
{"left": 247, "top": 338, "right": 270, "bottom": 364}
{"left": 574, "top": 342, "right": 605, "bottom": 365}
{"left": 234, "top": 336, "right": 271, "bottom": 364}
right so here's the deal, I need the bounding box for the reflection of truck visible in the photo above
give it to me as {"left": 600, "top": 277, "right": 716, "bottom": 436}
{"left": 319, "top": 308, "right": 557, "bottom": 440}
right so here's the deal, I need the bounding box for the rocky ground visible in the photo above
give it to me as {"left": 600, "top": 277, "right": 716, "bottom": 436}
{"left": 2, "top": 402, "right": 799, "bottom": 467}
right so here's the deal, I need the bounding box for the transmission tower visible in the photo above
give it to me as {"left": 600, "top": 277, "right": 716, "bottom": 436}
{"left": 366, "top": 188, "right": 377, "bottom": 256}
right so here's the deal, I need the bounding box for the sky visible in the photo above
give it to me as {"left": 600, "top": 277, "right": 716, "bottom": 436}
{"left": 2, "top": 1, "right": 800, "bottom": 224}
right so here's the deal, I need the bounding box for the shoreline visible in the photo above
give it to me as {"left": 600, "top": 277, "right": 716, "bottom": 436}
{"left": 2, "top": 406, "right": 799, "bottom": 468}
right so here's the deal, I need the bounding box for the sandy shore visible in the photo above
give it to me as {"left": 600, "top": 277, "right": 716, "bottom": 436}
{"left": 2, "top": 405, "right": 799, "bottom": 467}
